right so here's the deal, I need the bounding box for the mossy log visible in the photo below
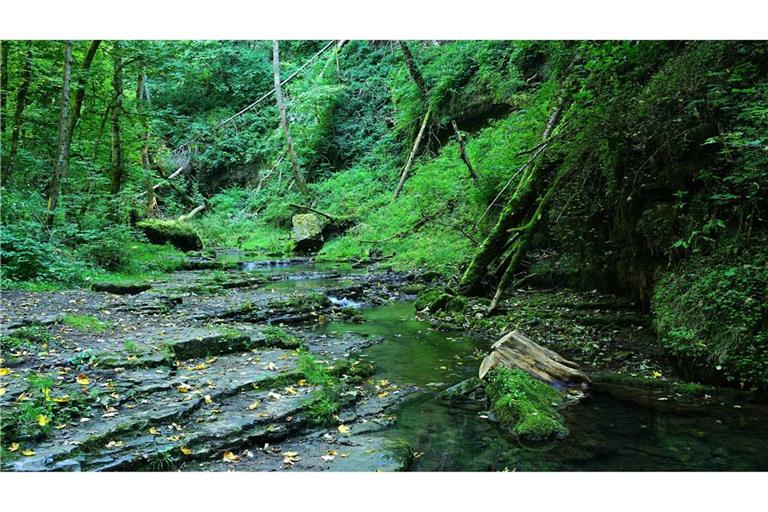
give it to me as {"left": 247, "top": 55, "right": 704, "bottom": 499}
{"left": 137, "top": 219, "right": 203, "bottom": 252}
{"left": 479, "top": 330, "right": 590, "bottom": 387}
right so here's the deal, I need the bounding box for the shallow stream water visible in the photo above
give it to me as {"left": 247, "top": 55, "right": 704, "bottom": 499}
{"left": 250, "top": 261, "right": 768, "bottom": 471}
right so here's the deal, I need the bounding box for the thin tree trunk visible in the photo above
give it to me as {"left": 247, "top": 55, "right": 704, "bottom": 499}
{"left": 393, "top": 106, "right": 432, "bottom": 199}
{"left": 452, "top": 120, "right": 478, "bottom": 182}
{"left": 66, "top": 39, "right": 101, "bottom": 148}
{"left": 136, "top": 68, "right": 158, "bottom": 216}
{"left": 45, "top": 41, "right": 73, "bottom": 228}
{"left": 398, "top": 41, "right": 428, "bottom": 98}
{"left": 272, "top": 40, "right": 310, "bottom": 199}
{"left": 1, "top": 40, "right": 8, "bottom": 136}
{"left": 5, "top": 42, "right": 33, "bottom": 180}
{"left": 110, "top": 41, "right": 124, "bottom": 196}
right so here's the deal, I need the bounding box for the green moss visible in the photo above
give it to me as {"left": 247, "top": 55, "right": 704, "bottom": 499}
{"left": 263, "top": 326, "right": 301, "bottom": 348}
{"left": 137, "top": 219, "right": 203, "bottom": 252}
{"left": 414, "top": 288, "right": 469, "bottom": 313}
{"left": 485, "top": 368, "right": 567, "bottom": 441}
{"left": 0, "top": 325, "right": 52, "bottom": 351}
{"left": 61, "top": 314, "right": 112, "bottom": 333}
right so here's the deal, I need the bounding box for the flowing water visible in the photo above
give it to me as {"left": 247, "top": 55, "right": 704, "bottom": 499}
{"left": 252, "top": 261, "right": 768, "bottom": 471}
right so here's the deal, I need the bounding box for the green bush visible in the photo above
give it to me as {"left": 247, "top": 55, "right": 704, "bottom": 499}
{"left": 653, "top": 240, "right": 768, "bottom": 388}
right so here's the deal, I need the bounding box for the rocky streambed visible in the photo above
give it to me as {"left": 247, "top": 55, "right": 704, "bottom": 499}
{"left": 2, "top": 257, "right": 768, "bottom": 472}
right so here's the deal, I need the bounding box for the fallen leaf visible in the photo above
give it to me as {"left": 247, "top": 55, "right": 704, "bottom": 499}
{"left": 149, "top": 427, "right": 160, "bottom": 435}
{"left": 376, "top": 391, "right": 389, "bottom": 398}
{"left": 177, "top": 383, "right": 192, "bottom": 393}
{"left": 8, "top": 442, "right": 19, "bottom": 452}
{"left": 105, "top": 440, "right": 124, "bottom": 449}
{"left": 283, "top": 451, "right": 301, "bottom": 465}
{"left": 222, "top": 451, "right": 240, "bottom": 463}
{"left": 248, "top": 401, "right": 261, "bottom": 410}
{"left": 76, "top": 374, "right": 90, "bottom": 385}
{"left": 297, "top": 379, "right": 308, "bottom": 387}
{"left": 267, "top": 391, "right": 281, "bottom": 400}
{"left": 337, "top": 424, "right": 351, "bottom": 434}
{"left": 192, "top": 363, "right": 207, "bottom": 371}
{"left": 52, "top": 395, "right": 70, "bottom": 403}
{"left": 180, "top": 446, "right": 192, "bottom": 455}
{"left": 266, "top": 362, "right": 277, "bottom": 371}
{"left": 320, "top": 454, "right": 335, "bottom": 462}
{"left": 37, "top": 414, "right": 50, "bottom": 427}
{"left": 0, "top": 387, "right": 6, "bottom": 396}
{"left": 21, "top": 449, "right": 35, "bottom": 456}
{"left": 0, "top": 368, "right": 11, "bottom": 376}
{"left": 284, "top": 386, "right": 298, "bottom": 395}
{"left": 204, "top": 395, "right": 213, "bottom": 404}
{"left": 340, "top": 453, "right": 350, "bottom": 458}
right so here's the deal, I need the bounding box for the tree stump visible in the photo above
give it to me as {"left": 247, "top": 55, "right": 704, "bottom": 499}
{"left": 479, "top": 330, "right": 590, "bottom": 387}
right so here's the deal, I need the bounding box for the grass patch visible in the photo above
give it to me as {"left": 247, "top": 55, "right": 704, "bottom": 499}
{"left": 61, "top": 314, "right": 112, "bottom": 333}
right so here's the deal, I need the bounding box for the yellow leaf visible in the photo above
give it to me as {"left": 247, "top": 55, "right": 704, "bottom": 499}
{"left": 0, "top": 368, "right": 12, "bottom": 376}
{"left": 282, "top": 451, "right": 301, "bottom": 464}
{"left": 192, "top": 363, "right": 207, "bottom": 371}
{"left": 297, "top": 379, "right": 308, "bottom": 387}
{"left": 21, "top": 449, "right": 35, "bottom": 456}
{"left": 52, "top": 395, "right": 70, "bottom": 403}
{"left": 0, "top": 387, "right": 6, "bottom": 396}
{"left": 149, "top": 427, "right": 160, "bottom": 435}
{"left": 222, "top": 451, "right": 240, "bottom": 462}
{"left": 75, "top": 374, "right": 90, "bottom": 385}
{"left": 248, "top": 401, "right": 261, "bottom": 410}
{"left": 284, "top": 386, "right": 298, "bottom": 395}
{"left": 180, "top": 446, "right": 192, "bottom": 455}
{"left": 105, "top": 440, "right": 124, "bottom": 449}
{"left": 177, "top": 383, "right": 192, "bottom": 393}
{"left": 652, "top": 371, "right": 663, "bottom": 379}
{"left": 376, "top": 391, "right": 389, "bottom": 398}
{"left": 337, "top": 424, "right": 351, "bottom": 434}
{"left": 204, "top": 395, "right": 213, "bottom": 404}
{"left": 8, "top": 442, "right": 19, "bottom": 452}
{"left": 377, "top": 379, "right": 390, "bottom": 388}
{"left": 37, "top": 414, "right": 50, "bottom": 427}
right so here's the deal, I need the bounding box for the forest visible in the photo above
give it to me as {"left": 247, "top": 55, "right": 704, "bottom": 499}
{"left": 0, "top": 40, "right": 767, "bottom": 472}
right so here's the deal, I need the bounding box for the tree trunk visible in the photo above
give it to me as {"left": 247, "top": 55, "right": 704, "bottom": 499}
{"left": 5, "top": 41, "right": 34, "bottom": 181}
{"left": 45, "top": 41, "right": 73, "bottom": 228}
{"left": 398, "top": 41, "right": 428, "bottom": 97}
{"left": 452, "top": 120, "right": 478, "bottom": 182}
{"left": 459, "top": 94, "right": 568, "bottom": 295}
{"left": 0, "top": 40, "right": 8, "bottom": 136}
{"left": 479, "top": 331, "right": 590, "bottom": 386}
{"left": 272, "top": 40, "right": 310, "bottom": 199}
{"left": 392, "top": 106, "right": 432, "bottom": 200}
{"left": 136, "top": 68, "right": 158, "bottom": 216}
{"left": 110, "top": 41, "right": 124, "bottom": 196}
{"left": 66, "top": 40, "right": 101, "bottom": 148}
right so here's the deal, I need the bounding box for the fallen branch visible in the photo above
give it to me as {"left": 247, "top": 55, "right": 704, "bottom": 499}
{"left": 177, "top": 204, "right": 206, "bottom": 222}
{"left": 392, "top": 106, "right": 432, "bottom": 200}
{"left": 360, "top": 213, "right": 435, "bottom": 244}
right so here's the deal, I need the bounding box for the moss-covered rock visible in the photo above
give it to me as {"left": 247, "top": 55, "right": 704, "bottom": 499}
{"left": 414, "top": 288, "right": 468, "bottom": 313}
{"left": 652, "top": 242, "right": 768, "bottom": 388}
{"left": 137, "top": 219, "right": 203, "bottom": 252}
{"left": 485, "top": 367, "right": 567, "bottom": 441}
{"left": 292, "top": 213, "right": 326, "bottom": 253}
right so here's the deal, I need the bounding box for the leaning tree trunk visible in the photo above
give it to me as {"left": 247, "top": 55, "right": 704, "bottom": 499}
{"left": 459, "top": 94, "right": 568, "bottom": 296}
{"left": 272, "top": 40, "right": 310, "bottom": 199}
{"left": 392, "top": 106, "right": 432, "bottom": 200}
{"left": 110, "top": 41, "right": 124, "bottom": 196}
{"left": 45, "top": 41, "right": 73, "bottom": 228}
{"left": 5, "top": 41, "right": 34, "bottom": 181}
{"left": 66, "top": 39, "right": 101, "bottom": 148}
{"left": 452, "top": 120, "right": 479, "bottom": 182}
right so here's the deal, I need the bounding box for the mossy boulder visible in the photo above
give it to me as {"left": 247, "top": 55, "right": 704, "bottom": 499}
{"left": 292, "top": 213, "right": 326, "bottom": 253}
{"left": 137, "top": 219, "right": 203, "bottom": 252}
{"left": 485, "top": 367, "right": 568, "bottom": 441}
{"left": 414, "top": 288, "right": 469, "bottom": 313}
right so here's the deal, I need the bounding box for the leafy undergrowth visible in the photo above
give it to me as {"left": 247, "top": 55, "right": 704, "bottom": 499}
{"left": 485, "top": 367, "right": 567, "bottom": 441}
{"left": 653, "top": 237, "right": 768, "bottom": 389}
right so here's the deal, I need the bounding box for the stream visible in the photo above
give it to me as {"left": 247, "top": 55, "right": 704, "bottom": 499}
{"left": 315, "top": 296, "right": 768, "bottom": 471}
{"left": 2, "top": 259, "right": 767, "bottom": 471}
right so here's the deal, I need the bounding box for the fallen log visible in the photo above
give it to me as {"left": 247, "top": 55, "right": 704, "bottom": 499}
{"left": 478, "top": 330, "right": 590, "bottom": 387}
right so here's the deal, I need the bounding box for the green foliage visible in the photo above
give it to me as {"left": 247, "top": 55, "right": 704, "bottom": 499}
{"left": 0, "top": 325, "right": 52, "bottom": 352}
{"left": 297, "top": 350, "right": 333, "bottom": 386}
{"left": 263, "top": 326, "right": 301, "bottom": 349}
{"left": 653, "top": 237, "right": 768, "bottom": 388}
{"left": 485, "top": 367, "right": 567, "bottom": 440}
{"left": 61, "top": 314, "right": 112, "bottom": 333}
